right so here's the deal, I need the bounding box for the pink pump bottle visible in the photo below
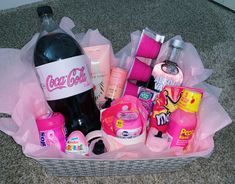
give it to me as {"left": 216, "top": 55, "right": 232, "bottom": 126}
{"left": 102, "top": 54, "right": 130, "bottom": 108}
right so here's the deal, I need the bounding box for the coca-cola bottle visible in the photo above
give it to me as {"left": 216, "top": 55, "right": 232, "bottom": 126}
{"left": 34, "top": 6, "right": 101, "bottom": 136}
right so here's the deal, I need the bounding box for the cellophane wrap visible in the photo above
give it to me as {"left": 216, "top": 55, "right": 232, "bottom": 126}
{"left": 0, "top": 17, "right": 232, "bottom": 160}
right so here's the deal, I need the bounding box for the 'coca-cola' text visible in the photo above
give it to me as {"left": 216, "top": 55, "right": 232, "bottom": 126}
{"left": 46, "top": 67, "right": 87, "bottom": 92}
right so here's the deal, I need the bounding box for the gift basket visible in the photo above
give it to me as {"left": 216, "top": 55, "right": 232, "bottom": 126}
{"left": 0, "top": 6, "right": 232, "bottom": 176}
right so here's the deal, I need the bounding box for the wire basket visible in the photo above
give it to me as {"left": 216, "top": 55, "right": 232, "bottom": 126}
{"left": 0, "top": 112, "right": 214, "bottom": 177}
{"left": 36, "top": 153, "right": 212, "bottom": 176}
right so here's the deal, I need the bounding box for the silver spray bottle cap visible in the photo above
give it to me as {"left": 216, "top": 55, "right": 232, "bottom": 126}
{"left": 168, "top": 39, "right": 184, "bottom": 63}
{"left": 170, "top": 39, "right": 184, "bottom": 49}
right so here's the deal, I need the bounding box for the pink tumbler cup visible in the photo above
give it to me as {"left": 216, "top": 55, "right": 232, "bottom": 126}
{"left": 128, "top": 58, "right": 152, "bottom": 82}
{"left": 136, "top": 33, "right": 162, "bottom": 59}
{"left": 123, "top": 81, "right": 139, "bottom": 97}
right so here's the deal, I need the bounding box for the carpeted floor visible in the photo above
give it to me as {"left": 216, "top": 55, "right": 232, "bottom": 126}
{"left": 0, "top": 0, "right": 234, "bottom": 183}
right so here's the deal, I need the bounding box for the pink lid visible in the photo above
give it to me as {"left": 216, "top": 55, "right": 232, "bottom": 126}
{"left": 123, "top": 81, "right": 138, "bottom": 97}
{"left": 36, "top": 112, "right": 65, "bottom": 131}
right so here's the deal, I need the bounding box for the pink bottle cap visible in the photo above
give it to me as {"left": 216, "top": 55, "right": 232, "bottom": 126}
{"left": 123, "top": 81, "right": 139, "bottom": 97}
{"left": 128, "top": 58, "right": 152, "bottom": 82}
{"left": 36, "top": 112, "right": 65, "bottom": 131}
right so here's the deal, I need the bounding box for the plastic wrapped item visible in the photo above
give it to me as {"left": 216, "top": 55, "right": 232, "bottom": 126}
{"left": 79, "top": 29, "right": 116, "bottom": 108}
{"left": 150, "top": 86, "right": 184, "bottom": 133}
{"left": 101, "top": 96, "right": 148, "bottom": 135}
{"left": 65, "top": 131, "right": 89, "bottom": 155}
{"left": 137, "top": 87, "right": 157, "bottom": 114}
{"left": 156, "top": 36, "right": 213, "bottom": 87}
{"left": 118, "top": 33, "right": 213, "bottom": 87}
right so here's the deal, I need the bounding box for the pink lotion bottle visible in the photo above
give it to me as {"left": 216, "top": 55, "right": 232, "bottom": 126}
{"left": 147, "top": 39, "right": 184, "bottom": 93}
{"left": 167, "top": 88, "right": 203, "bottom": 148}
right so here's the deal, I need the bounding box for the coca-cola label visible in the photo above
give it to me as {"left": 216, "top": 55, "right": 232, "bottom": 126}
{"left": 36, "top": 55, "right": 93, "bottom": 101}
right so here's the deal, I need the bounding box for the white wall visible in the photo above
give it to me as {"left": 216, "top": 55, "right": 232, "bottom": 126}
{"left": 0, "top": 0, "right": 42, "bottom": 10}
{"left": 213, "top": 0, "right": 235, "bottom": 11}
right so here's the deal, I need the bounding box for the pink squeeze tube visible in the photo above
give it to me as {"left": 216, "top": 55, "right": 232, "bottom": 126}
{"left": 136, "top": 27, "right": 165, "bottom": 59}
{"left": 36, "top": 112, "right": 67, "bottom": 152}
{"left": 83, "top": 45, "right": 111, "bottom": 108}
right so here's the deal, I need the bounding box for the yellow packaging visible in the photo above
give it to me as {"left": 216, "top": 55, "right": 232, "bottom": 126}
{"left": 178, "top": 89, "right": 202, "bottom": 113}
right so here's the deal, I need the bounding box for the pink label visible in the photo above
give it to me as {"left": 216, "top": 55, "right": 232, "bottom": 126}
{"left": 167, "top": 128, "right": 194, "bottom": 147}
{"left": 116, "top": 127, "right": 142, "bottom": 138}
{"left": 117, "top": 111, "right": 138, "bottom": 121}
{"left": 113, "top": 110, "right": 142, "bottom": 138}
{"left": 152, "top": 63, "right": 183, "bottom": 92}
{"left": 39, "top": 127, "right": 66, "bottom": 152}
{"left": 36, "top": 55, "right": 93, "bottom": 101}
{"left": 167, "top": 107, "right": 197, "bottom": 148}
{"left": 106, "top": 67, "right": 128, "bottom": 99}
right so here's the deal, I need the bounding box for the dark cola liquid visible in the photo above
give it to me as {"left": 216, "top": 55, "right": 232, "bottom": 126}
{"left": 34, "top": 33, "right": 101, "bottom": 136}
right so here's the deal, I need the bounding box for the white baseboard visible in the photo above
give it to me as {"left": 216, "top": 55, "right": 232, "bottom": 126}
{"left": 0, "top": 0, "right": 43, "bottom": 10}
{"left": 213, "top": 0, "right": 235, "bottom": 11}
